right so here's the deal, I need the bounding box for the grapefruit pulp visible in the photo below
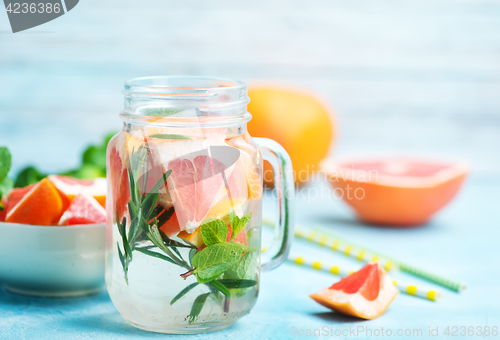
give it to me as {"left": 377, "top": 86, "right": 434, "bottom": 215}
{"left": 108, "top": 146, "right": 130, "bottom": 222}
{"left": 310, "top": 263, "right": 399, "bottom": 320}
{"left": 165, "top": 154, "right": 245, "bottom": 233}
{"left": 48, "top": 175, "right": 107, "bottom": 208}
{"left": 0, "top": 185, "right": 35, "bottom": 221}
{"left": 226, "top": 135, "right": 263, "bottom": 199}
{"left": 58, "top": 194, "right": 106, "bottom": 225}
{"left": 321, "top": 158, "right": 468, "bottom": 226}
{"left": 178, "top": 221, "right": 248, "bottom": 249}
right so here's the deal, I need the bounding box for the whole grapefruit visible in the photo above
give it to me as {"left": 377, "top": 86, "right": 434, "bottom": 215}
{"left": 247, "top": 86, "right": 334, "bottom": 186}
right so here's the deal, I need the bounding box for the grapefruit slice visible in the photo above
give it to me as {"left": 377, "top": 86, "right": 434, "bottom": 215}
{"left": 176, "top": 199, "right": 245, "bottom": 247}
{"left": 159, "top": 211, "right": 182, "bottom": 237}
{"left": 167, "top": 155, "right": 227, "bottom": 232}
{"left": 179, "top": 221, "right": 248, "bottom": 248}
{"left": 6, "top": 178, "right": 63, "bottom": 225}
{"left": 58, "top": 194, "right": 106, "bottom": 225}
{"left": 321, "top": 158, "right": 468, "bottom": 226}
{"left": 0, "top": 185, "right": 35, "bottom": 222}
{"left": 108, "top": 146, "right": 130, "bottom": 222}
{"left": 48, "top": 175, "right": 107, "bottom": 208}
{"left": 226, "top": 136, "right": 263, "bottom": 199}
{"left": 310, "top": 263, "right": 399, "bottom": 320}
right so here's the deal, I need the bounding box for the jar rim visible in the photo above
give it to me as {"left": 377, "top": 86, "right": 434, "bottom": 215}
{"left": 123, "top": 76, "right": 247, "bottom": 95}
{"left": 121, "top": 76, "right": 251, "bottom": 128}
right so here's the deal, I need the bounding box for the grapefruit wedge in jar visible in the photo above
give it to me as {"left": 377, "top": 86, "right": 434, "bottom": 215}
{"left": 151, "top": 136, "right": 249, "bottom": 234}
{"left": 321, "top": 158, "right": 469, "bottom": 226}
{"left": 310, "top": 263, "right": 399, "bottom": 320}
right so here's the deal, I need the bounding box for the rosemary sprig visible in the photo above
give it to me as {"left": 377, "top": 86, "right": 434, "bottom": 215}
{"left": 116, "top": 144, "right": 192, "bottom": 282}
{"left": 114, "top": 141, "right": 259, "bottom": 322}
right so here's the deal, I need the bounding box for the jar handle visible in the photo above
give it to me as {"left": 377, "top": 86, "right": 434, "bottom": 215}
{"left": 254, "top": 138, "right": 295, "bottom": 271}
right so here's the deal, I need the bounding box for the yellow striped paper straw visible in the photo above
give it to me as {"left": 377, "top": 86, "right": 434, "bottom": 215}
{"left": 263, "top": 215, "right": 466, "bottom": 292}
{"left": 288, "top": 254, "right": 441, "bottom": 302}
{"left": 262, "top": 216, "right": 397, "bottom": 271}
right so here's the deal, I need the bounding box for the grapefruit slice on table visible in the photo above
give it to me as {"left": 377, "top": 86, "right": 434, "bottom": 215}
{"left": 5, "top": 178, "right": 63, "bottom": 225}
{"left": 48, "top": 175, "right": 107, "bottom": 208}
{"left": 58, "top": 194, "right": 106, "bottom": 225}
{"left": 310, "top": 263, "right": 399, "bottom": 320}
{"left": 321, "top": 158, "right": 468, "bottom": 226}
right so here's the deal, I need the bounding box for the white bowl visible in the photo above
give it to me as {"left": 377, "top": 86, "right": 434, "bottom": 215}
{"left": 0, "top": 222, "right": 105, "bottom": 297}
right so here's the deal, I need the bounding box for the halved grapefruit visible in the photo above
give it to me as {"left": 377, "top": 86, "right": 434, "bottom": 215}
{"left": 321, "top": 158, "right": 468, "bottom": 226}
{"left": 48, "top": 175, "right": 107, "bottom": 208}
{"left": 58, "top": 194, "right": 106, "bottom": 225}
{"left": 310, "top": 263, "right": 399, "bottom": 320}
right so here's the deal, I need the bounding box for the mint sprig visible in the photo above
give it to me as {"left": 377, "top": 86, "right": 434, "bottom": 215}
{"left": 188, "top": 210, "right": 256, "bottom": 283}
{"left": 116, "top": 144, "right": 193, "bottom": 283}
{"left": 229, "top": 210, "right": 252, "bottom": 241}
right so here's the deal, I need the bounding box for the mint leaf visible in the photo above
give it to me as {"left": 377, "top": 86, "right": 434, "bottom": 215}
{"left": 149, "top": 134, "right": 193, "bottom": 140}
{"left": 231, "top": 213, "right": 251, "bottom": 241}
{"left": 82, "top": 145, "right": 107, "bottom": 172}
{"left": 224, "top": 251, "right": 258, "bottom": 280}
{"left": 229, "top": 209, "right": 238, "bottom": 228}
{"left": 0, "top": 177, "right": 13, "bottom": 197}
{"left": 60, "top": 164, "right": 104, "bottom": 179}
{"left": 142, "top": 107, "right": 185, "bottom": 117}
{"left": 216, "top": 279, "right": 257, "bottom": 289}
{"left": 192, "top": 243, "right": 243, "bottom": 283}
{"left": 14, "top": 166, "right": 45, "bottom": 187}
{"left": 200, "top": 219, "right": 229, "bottom": 246}
{"left": 0, "top": 147, "right": 12, "bottom": 183}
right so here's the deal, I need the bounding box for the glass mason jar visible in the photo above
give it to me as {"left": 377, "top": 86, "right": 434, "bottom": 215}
{"left": 105, "top": 76, "right": 294, "bottom": 334}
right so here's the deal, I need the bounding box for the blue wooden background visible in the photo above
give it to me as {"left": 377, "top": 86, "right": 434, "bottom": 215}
{"left": 0, "top": 1, "right": 499, "bottom": 339}
{"left": 1, "top": 0, "right": 499, "bottom": 177}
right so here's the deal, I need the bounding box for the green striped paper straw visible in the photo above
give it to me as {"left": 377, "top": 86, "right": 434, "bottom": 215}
{"left": 288, "top": 254, "right": 441, "bottom": 302}
{"left": 263, "top": 215, "right": 466, "bottom": 292}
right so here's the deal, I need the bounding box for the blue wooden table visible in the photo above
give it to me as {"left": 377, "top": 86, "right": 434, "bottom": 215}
{"left": 1, "top": 178, "right": 498, "bottom": 340}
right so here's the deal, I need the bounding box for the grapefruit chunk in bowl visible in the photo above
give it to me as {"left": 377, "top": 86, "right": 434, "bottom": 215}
{"left": 321, "top": 157, "right": 468, "bottom": 226}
